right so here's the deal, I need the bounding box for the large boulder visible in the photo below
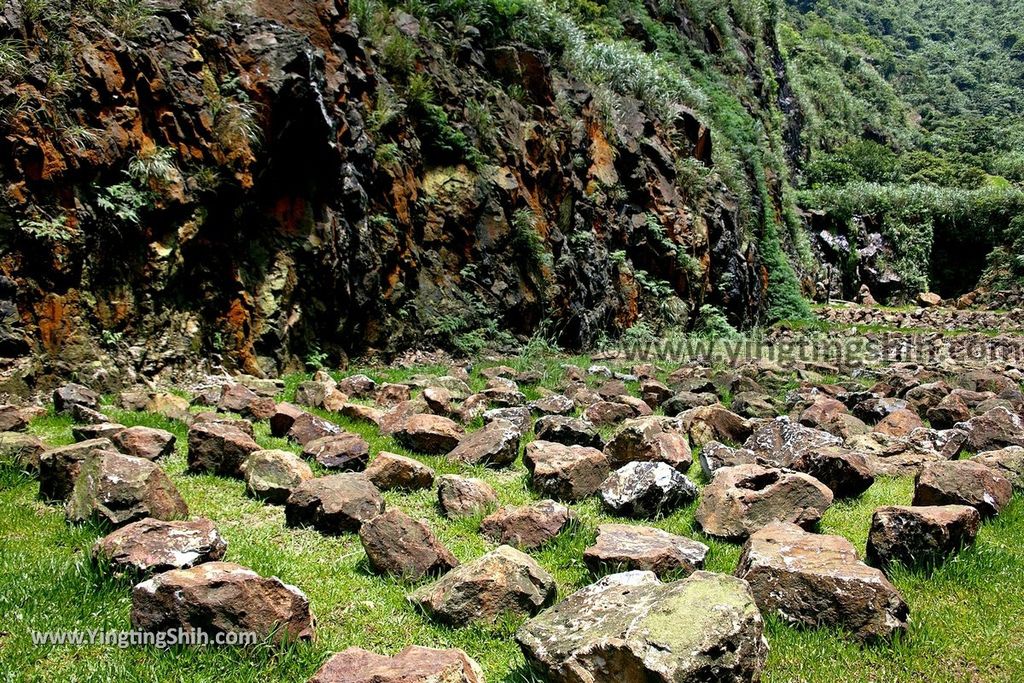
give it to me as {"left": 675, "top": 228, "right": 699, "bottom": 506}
{"left": 269, "top": 402, "right": 305, "bottom": 437}
{"left": 483, "top": 407, "right": 532, "bottom": 436}
{"left": 131, "top": 562, "right": 313, "bottom": 642}
{"left": 971, "top": 446, "right": 1024, "bottom": 489}
{"left": 359, "top": 509, "right": 459, "bottom": 580}
{"left": 735, "top": 522, "right": 908, "bottom": 641}
{"left": 66, "top": 452, "right": 188, "bottom": 527}
{"left": 955, "top": 406, "right": 1024, "bottom": 452}
{"left": 695, "top": 464, "right": 834, "bottom": 540}
{"left": 288, "top": 412, "right": 343, "bottom": 445}
{"left": 697, "top": 441, "right": 761, "bottom": 479}
{"left": 408, "top": 545, "right": 555, "bottom": 626}
{"left": 583, "top": 523, "right": 708, "bottom": 578}
{"left": 681, "top": 404, "right": 752, "bottom": 447}
{"left": 447, "top": 419, "right": 519, "bottom": 466}
{"left": 437, "top": 475, "right": 498, "bottom": 519}
{"left": 309, "top": 646, "right": 484, "bottom": 683}
{"left": 302, "top": 433, "right": 370, "bottom": 471}
{"left": 524, "top": 441, "right": 609, "bottom": 501}
{"left": 600, "top": 461, "right": 698, "bottom": 518}
{"left": 788, "top": 447, "right": 874, "bottom": 498}
{"left": 603, "top": 416, "right": 692, "bottom": 472}
{"left": 186, "top": 422, "right": 260, "bottom": 478}
{"left": 480, "top": 499, "right": 577, "bottom": 549}
{"left": 534, "top": 415, "right": 603, "bottom": 449}
{"left": 92, "top": 517, "right": 227, "bottom": 576}
{"left": 38, "top": 438, "right": 116, "bottom": 501}
{"left": 0, "top": 404, "right": 28, "bottom": 432}
{"left": 866, "top": 505, "right": 981, "bottom": 570}
{"left": 516, "top": 570, "right": 768, "bottom": 683}
{"left": 873, "top": 408, "right": 924, "bottom": 438}
{"left": 913, "top": 460, "right": 1012, "bottom": 517}
{"left": 285, "top": 474, "right": 385, "bottom": 533}
{"left": 394, "top": 414, "right": 464, "bottom": 454}
{"left": 53, "top": 383, "right": 100, "bottom": 413}
{"left": 364, "top": 452, "right": 435, "bottom": 491}
{"left": 111, "top": 426, "right": 177, "bottom": 461}
{"left": 242, "top": 449, "right": 313, "bottom": 504}
{"left": 743, "top": 418, "right": 842, "bottom": 466}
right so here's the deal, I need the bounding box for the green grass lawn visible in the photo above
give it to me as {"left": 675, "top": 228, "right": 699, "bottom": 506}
{"left": 1, "top": 359, "right": 1022, "bottom": 682}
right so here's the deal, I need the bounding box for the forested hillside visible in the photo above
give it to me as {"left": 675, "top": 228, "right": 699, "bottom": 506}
{"left": 782, "top": 0, "right": 1024, "bottom": 301}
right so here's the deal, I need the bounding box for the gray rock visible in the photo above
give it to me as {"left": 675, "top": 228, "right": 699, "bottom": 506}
{"left": 516, "top": 570, "right": 768, "bottom": 683}
{"left": 600, "top": 461, "right": 698, "bottom": 518}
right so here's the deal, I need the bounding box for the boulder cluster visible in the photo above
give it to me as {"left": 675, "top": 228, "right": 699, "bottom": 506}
{"left": 6, "top": 346, "right": 1021, "bottom": 681}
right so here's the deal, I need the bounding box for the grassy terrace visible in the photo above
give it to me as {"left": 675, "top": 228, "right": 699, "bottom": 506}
{"left": 1, "top": 357, "right": 1023, "bottom": 682}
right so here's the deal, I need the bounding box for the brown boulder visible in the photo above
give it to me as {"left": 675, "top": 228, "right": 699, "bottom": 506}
{"left": 873, "top": 408, "right": 923, "bottom": 438}
{"left": 481, "top": 500, "right": 577, "bottom": 549}
{"left": 695, "top": 464, "right": 834, "bottom": 540}
{"left": 446, "top": 419, "right": 517, "bottom": 466}
{"left": 53, "top": 383, "right": 100, "bottom": 413}
{"left": 394, "top": 414, "right": 464, "bottom": 454}
{"left": 736, "top": 522, "right": 908, "bottom": 641}
{"left": 682, "top": 404, "right": 753, "bottom": 447}
{"left": 0, "top": 405, "right": 28, "bottom": 432}
{"left": 187, "top": 422, "right": 261, "bottom": 478}
{"left": 866, "top": 505, "right": 980, "bottom": 570}
{"left": 359, "top": 509, "right": 459, "bottom": 580}
{"left": 111, "top": 426, "right": 177, "bottom": 461}
{"left": 583, "top": 523, "right": 708, "bottom": 578}
{"left": 288, "top": 412, "right": 343, "bottom": 445}
{"left": 603, "top": 416, "right": 692, "bottom": 472}
{"left": 285, "top": 474, "right": 385, "bottom": 533}
{"left": 131, "top": 562, "right": 313, "bottom": 643}
{"left": 92, "top": 517, "right": 227, "bottom": 576}
{"left": 523, "top": 441, "right": 609, "bottom": 501}
{"left": 242, "top": 449, "right": 313, "bottom": 504}
{"left": 66, "top": 451, "right": 188, "bottom": 527}
{"left": 309, "top": 646, "right": 483, "bottom": 683}
{"left": 365, "top": 452, "right": 435, "bottom": 491}
{"left": 437, "top": 475, "right": 498, "bottom": 518}
{"left": 581, "top": 400, "right": 635, "bottom": 426}
{"left": 913, "top": 460, "right": 1012, "bottom": 517}
{"left": 788, "top": 447, "right": 875, "bottom": 498}
{"left": 0, "top": 431, "right": 46, "bottom": 471}
{"left": 954, "top": 406, "right": 1024, "bottom": 452}
{"left": 971, "top": 446, "right": 1024, "bottom": 489}
{"left": 408, "top": 545, "right": 555, "bottom": 626}
{"left": 269, "top": 402, "right": 305, "bottom": 437}
{"left": 38, "top": 438, "right": 117, "bottom": 501}
{"left": 302, "top": 433, "right": 370, "bottom": 471}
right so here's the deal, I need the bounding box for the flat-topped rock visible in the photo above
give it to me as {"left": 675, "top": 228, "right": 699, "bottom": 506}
{"left": 482, "top": 406, "right": 532, "bottom": 436}
{"left": 913, "top": 460, "right": 1012, "bottom": 517}
{"left": 359, "top": 509, "right": 458, "bottom": 580}
{"left": 242, "top": 449, "right": 313, "bottom": 504}
{"left": 604, "top": 416, "right": 692, "bottom": 472}
{"left": 736, "top": 522, "right": 908, "bottom": 641}
{"left": 53, "top": 383, "right": 100, "bottom": 413}
{"left": 111, "top": 426, "right": 177, "bottom": 461}
{"left": 394, "top": 414, "right": 464, "bottom": 454}
{"left": 0, "top": 431, "right": 45, "bottom": 471}
{"left": 92, "top": 517, "right": 227, "bottom": 576}
{"left": 285, "top": 473, "right": 385, "bottom": 533}
{"left": 696, "top": 464, "right": 833, "bottom": 540}
{"left": 287, "top": 412, "right": 343, "bottom": 445}
{"left": 534, "top": 415, "right": 603, "bottom": 449}
{"left": 582, "top": 400, "right": 635, "bottom": 426}
{"left": 524, "top": 440, "right": 609, "bottom": 501}
{"left": 302, "top": 433, "right": 370, "bottom": 471}
{"left": 480, "top": 499, "right": 577, "bottom": 549}
{"left": 866, "top": 505, "right": 981, "bottom": 570}
{"left": 437, "top": 475, "right": 498, "bottom": 518}
{"left": 516, "top": 570, "right": 768, "bottom": 683}
{"left": 698, "top": 441, "right": 761, "bottom": 478}
{"left": 529, "top": 394, "right": 574, "bottom": 416}
{"left": 408, "top": 545, "right": 555, "bottom": 626}
{"left": 584, "top": 523, "right": 708, "bottom": 578}
{"left": 72, "top": 422, "right": 126, "bottom": 441}
{"left": 187, "top": 421, "right": 261, "bottom": 478}
{"left": 365, "top": 452, "right": 434, "bottom": 491}
{"left": 309, "top": 645, "right": 484, "bottom": 683}
{"left": 66, "top": 451, "right": 188, "bottom": 527}
{"left": 131, "top": 562, "right": 313, "bottom": 643}
{"left": 681, "top": 404, "right": 752, "bottom": 447}
{"left": 600, "top": 461, "right": 698, "bottom": 518}
{"left": 447, "top": 418, "right": 517, "bottom": 466}
{"left": 743, "top": 417, "right": 842, "bottom": 465}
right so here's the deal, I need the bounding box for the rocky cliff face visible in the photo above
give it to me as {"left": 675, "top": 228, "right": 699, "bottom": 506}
{"left": 0, "top": 0, "right": 795, "bottom": 387}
